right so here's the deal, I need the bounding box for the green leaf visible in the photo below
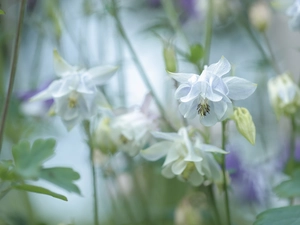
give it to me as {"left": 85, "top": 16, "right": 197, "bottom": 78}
{"left": 13, "top": 184, "right": 67, "bottom": 201}
{"left": 39, "top": 167, "right": 81, "bottom": 194}
{"left": 254, "top": 205, "right": 300, "bottom": 225}
{"left": 0, "top": 160, "right": 15, "bottom": 181}
{"left": 0, "top": 9, "right": 5, "bottom": 15}
{"left": 274, "top": 169, "right": 300, "bottom": 198}
{"left": 188, "top": 44, "right": 204, "bottom": 64}
{"left": 12, "top": 139, "right": 56, "bottom": 179}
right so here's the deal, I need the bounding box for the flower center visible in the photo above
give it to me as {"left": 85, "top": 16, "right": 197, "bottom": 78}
{"left": 68, "top": 92, "right": 78, "bottom": 108}
{"left": 182, "top": 162, "right": 196, "bottom": 180}
{"left": 197, "top": 99, "right": 210, "bottom": 117}
{"left": 120, "top": 134, "right": 129, "bottom": 144}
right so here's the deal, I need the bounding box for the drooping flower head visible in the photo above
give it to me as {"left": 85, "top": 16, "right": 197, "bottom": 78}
{"left": 170, "top": 57, "right": 257, "bottom": 126}
{"left": 30, "top": 50, "right": 118, "bottom": 130}
{"left": 141, "top": 127, "right": 227, "bottom": 186}
{"left": 268, "top": 73, "right": 300, "bottom": 119}
{"left": 94, "top": 110, "right": 155, "bottom": 157}
{"left": 287, "top": 0, "right": 300, "bottom": 31}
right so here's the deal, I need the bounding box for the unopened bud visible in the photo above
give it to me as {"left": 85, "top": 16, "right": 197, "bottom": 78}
{"left": 249, "top": 2, "right": 271, "bottom": 32}
{"left": 232, "top": 107, "right": 256, "bottom": 145}
{"left": 163, "top": 44, "right": 177, "bottom": 73}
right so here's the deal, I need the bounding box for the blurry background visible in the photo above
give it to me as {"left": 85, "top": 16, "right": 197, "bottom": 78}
{"left": 0, "top": 0, "right": 300, "bottom": 224}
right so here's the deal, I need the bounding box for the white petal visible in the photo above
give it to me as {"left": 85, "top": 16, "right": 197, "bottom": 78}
{"left": 197, "top": 144, "right": 227, "bottom": 154}
{"left": 188, "top": 170, "right": 204, "bottom": 186}
{"left": 180, "top": 81, "right": 203, "bottom": 102}
{"left": 206, "top": 56, "right": 231, "bottom": 77}
{"left": 175, "top": 84, "right": 191, "bottom": 99}
{"left": 206, "top": 154, "right": 222, "bottom": 182}
{"left": 30, "top": 89, "right": 52, "bottom": 102}
{"left": 84, "top": 65, "right": 118, "bottom": 86}
{"left": 182, "top": 128, "right": 203, "bottom": 162}
{"left": 168, "top": 72, "right": 198, "bottom": 83}
{"left": 151, "top": 131, "right": 180, "bottom": 141}
{"left": 62, "top": 115, "right": 82, "bottom": 131}
{"left": 162, "top": 165, "right": 175, "bottom": 178}
{"left": 163, "top": 147, "right": 180, "bottom": 166}
{"left": 183, "top": 99, "right": 198, "bottom": 119}
{"left": 200, "top": 104, "right": 219, "bottom": 126}
{"left": 210, "top": 75, "right": 229, "bottom": 95}
{"left": 213, "top": 100, "right": 228, "bottom": 120}
{"left": 171, "top": 160, "right": 187, "bottom": 175}
{"left": 53, "top": 49, "right": 77, "bottom": 77}
{"left": 223, "top": 77, "right": 257, "bottom": 100}
{"left": 140, "top": 141, "right": 172, "bottom": 161}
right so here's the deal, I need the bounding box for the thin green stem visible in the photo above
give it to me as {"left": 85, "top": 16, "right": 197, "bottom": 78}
{"left": 83, "top": 121, "right": 100, "bottom": 225}
{"left": 107, "top": 0, "right": 174, "bottom": 130}
{"left": 161, "top": 0, "right": 190, "bottom": 49}
{"left": 262, "top": 31, "right": 281, "bottom": 74}
{"left": 221, "top": 121, "right": 231, "bottom": 225}
{"left": 289, "top": 116, "right": 297, "bottom": 205}
{"left": 0, "top": 0, "right": 26, "bottom": 154}
{"left": 207, "top": 185, "right": 221, "bottom": 225}
{"left": 203, "top": 0, "right": 214, "bottom": 67}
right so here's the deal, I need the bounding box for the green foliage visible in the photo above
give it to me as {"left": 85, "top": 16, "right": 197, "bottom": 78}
{"left": 254, "top": 205, "right": 300, "bottom": 225}
{"left": 40, "top": 167, "right": 81, "bottom": 194}
{"left": 0, "top": 139, "right": 81, "bottom": 201}
{"left": 188, "top": 44, "right": 204, "bottom": 64}
{"left": 274, "top": 169, "right": 300, "bottom": 198}
{"left": 14, "top": 184, "right": 68, "bottom": 201}
{"left": 12, "top": 139, "right": 55, "bottom": 179}
{"left": 0, "top": 9, "right": 5, "bottom": 15}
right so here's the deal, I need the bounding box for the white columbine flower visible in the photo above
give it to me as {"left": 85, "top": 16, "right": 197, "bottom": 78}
{"left": 30, "top": 50, "right": 118, "bottom": 130}
{"left": 268, "top": 73, "right": 300, "bottom": 118}
{"left": 108, "top": 110, "right": 155, "bottom": 157}
{"left": 170, "top": 57, "right": 257, "bottom": 126}
{"left": 141, "top": 127, "right": 226, "bottom": 186}
{"left": 287, "top": 0, "right": 300, "bottom": 31}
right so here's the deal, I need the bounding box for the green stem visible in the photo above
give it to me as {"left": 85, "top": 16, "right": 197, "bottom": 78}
{"left": 221, "top": 121, "right": 231, "bottom": 225}
{"left": 0, "top": 0, "right": 26, "bottom": 154}
{"left": 262, "top": 31, "right": 281, "bottom": 74}
{"left": 161, "top": 0, "right": 190, "bottom": 49}
{"left": 203, "top": 0, "right": 214, "bottom": 67}
{"left": 289, "top": 116, "right": 297, "bottom": 205}
{"left": 207, "top": 185, "right": 221, "bottom": 225}
{"left": 108, "top": 0, "right": 174, "bottom": 129}
{"left": 83, "top": 121, "right": 100, "bottom": 225}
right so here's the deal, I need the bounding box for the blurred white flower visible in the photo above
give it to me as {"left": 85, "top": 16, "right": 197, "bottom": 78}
{"left": 141, "top": 127, "right": 226, "bottom": 186}
{"left": 170, "top": 57, "right": 257, "bottom": 126}
{"left": 95, "top": 110, "right": 155, "bottom": 157}
{"left": 30, "top": 50, "right": 118, "bottom": 130}
{"left": 249, "top": 1, "right": 271, "bottom": 32}
{"left": 287, "top": 0, "right": 300, "bottom": 31}
{"left": 268, "top": 73, "right": 300, "bottom": 118}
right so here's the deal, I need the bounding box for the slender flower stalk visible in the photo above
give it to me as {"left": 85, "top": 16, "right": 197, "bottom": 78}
{"left": 221, "top": 120, "right": 231, "bottom": 225}
{"left": 289, "top": 115, "right": 297, "bottom": 205}
{"left": 262, "top": 32, "right": 281, "bottom": 74}
{"left": 0, "top": 0, "right": 26, "bottom": 153}
{"left": 83, "top": 121, "right": 100, "bottom": 225}
{"left": 107, "top": 0, "right": 174, "bottom": 129}
{"left": 203, "top": 0, "right": 214, "bottom": 67}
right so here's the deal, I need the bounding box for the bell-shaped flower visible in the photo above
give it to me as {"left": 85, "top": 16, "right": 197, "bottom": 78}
{"left": 268, "top": 73, "right": 300, "bottom": 118}
{"left": 287, "top": 0, "right": 300, "bottom": 31}
{"left": 170, "top": 57, "right": 257, "bottom": 126}
{"left": 141, "top": 127, "right": 227, "bottom": 186}
{"left": 95, "top": 110, "right": 155, "bottom": 157}
{"left": 30, "top": 50, "right": 118, "bottom": 130}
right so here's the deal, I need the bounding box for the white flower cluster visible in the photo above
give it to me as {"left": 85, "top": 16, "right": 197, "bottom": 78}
{"left": 287, "top": 0, "right": 300, "bottom": 31}
{"left": 31, "top": 50, "right": 118, "bottom": 130}
{"left": 141, "top": 127, "right": 226, "bottom": 186}
{"left": 170, "top": 57, "right": 257, "bottom": 126}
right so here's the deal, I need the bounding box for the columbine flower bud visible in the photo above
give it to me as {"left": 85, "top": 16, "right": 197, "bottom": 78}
{"left": 249, "top": 1, "right": 271, "bottom": 32}
{"left": 232, "top": 107, "right": 256, "bottom": 145}
{"left": 94, "top": 117, "right": 118, "bottom": 155}
{"left": 268, "top": 73, "right": 300, "bottom": 118}
{"left": 163, "top": 44, "right": 177, "bottom": 73}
